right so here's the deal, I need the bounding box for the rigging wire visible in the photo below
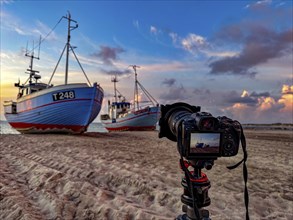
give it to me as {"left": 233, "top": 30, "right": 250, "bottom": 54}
{"left": 22, "top": 13, "right": 93, "bottom": 87}
{"left": 127, "top": 65, "right": 158, "bottom": 109}
{"left": 26, "top": 16, "right": 63, "bottom": 54}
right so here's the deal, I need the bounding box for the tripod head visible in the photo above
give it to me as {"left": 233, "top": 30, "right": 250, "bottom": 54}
{"left": 178, "top": 158, "right": 213, "bottom": 220}
{"left": 187, "top": 160, "right": 214, "bottom": 172}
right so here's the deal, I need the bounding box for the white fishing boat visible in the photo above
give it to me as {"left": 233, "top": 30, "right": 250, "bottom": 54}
{"left": 3, "top": 12, "right": 104, "bottom": 134}
{"left": 101, "top": 65, "right": 159, "bottom": 131}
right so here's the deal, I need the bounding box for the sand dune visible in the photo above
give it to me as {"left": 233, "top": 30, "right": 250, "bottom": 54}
{"left": 0, "top": 130, "right": 292, "bottom": 219}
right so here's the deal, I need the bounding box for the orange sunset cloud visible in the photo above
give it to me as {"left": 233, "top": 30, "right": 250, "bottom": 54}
{"left": 225, "top": 84, "right": 293, "bottom": 123}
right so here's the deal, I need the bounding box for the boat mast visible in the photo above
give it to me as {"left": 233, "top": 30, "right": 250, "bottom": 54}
{"left": 63, "top": 12, "right": 78, "bottom": 85}
{"left": 49, "top": 13, "right": 92, "bottom": 87}
{"left": 65, "top": 13, "right": 70, "bottom": 85}
{"left": 129, "top": 65, "right": 158, "bottom": 110}
{"left": 112, "top": 76, "right": 118, "bottom": 103}
{"left": 130, "top": 65, "right": 140, "bottom": 110}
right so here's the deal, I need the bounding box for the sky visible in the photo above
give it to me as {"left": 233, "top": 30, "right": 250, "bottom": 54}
{"left": 0, "top": 0, "right": 292, "bottom": 123}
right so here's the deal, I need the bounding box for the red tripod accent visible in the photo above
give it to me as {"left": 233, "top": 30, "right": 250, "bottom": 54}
{"left": 177, "top": 159, "right": 212, "bottom": 220}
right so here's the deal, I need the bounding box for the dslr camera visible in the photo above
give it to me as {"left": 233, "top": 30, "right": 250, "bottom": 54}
{"left": 158, "top": 103, "right": 249, "bottom": 220}
{"left": 159, "top": 102, "right": 242, "bottom": 160}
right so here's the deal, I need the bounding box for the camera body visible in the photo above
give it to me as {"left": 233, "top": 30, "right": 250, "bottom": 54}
{"left": 159, "top": 103, "right": 241, "bottom": 160}
{"left": 178, "top": 113, "right": 241, "bottom": 160}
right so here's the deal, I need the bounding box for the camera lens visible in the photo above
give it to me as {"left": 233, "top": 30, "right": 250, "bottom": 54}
{"left": 159, "top": 103, "right": 201, "bottom": 141}
{"left": 168, "top": 111, "right": 191, "bottom": 136}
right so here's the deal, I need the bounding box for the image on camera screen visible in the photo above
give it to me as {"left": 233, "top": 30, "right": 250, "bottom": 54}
{"left": 190, "top": 133, "right": 221, "bottom": 154}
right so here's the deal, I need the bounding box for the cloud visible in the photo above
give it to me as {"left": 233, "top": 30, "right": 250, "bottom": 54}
{"left": 225, "top": 97, "right": 286, "bottom": 123}
{"left": 160, "top": 84, "right": 186, "bottom": 102}
{"left": 181, "top": 33, "right": 209, "bottom": 55}
{"left": 209, "top": 26, "right": 293, "bottom": 77}
{"left": 150, "top": 25, "right": 158, "bottom": 35}
{"left": 241, "top": 90, "right": 249, "bottom": 97}
{"left": 193, "top": 88, "right": 211, "bottom": 95}
{"left": 279, "top": 85, "right": 293, "bottom": 114}
{"left": 0, "top": 51, "right": 27, "bottom": 75}
{"left": 1, "top": 10, "right": 60, "bottom": 44}
{"left": 133, "top": 20, "right": 139, "bottom": 29}
{"left": 227, "top": 95, "right": 259, "bottom": 106}
{"left": 0, "top": 11, "right": 30, "bottom": 36}
{"left": 32, "top": 20, "right": 58, "bottom": 41}
{"left": 282, "top": 84, "right": 293, "bottom": 95}
{"left": 0, "top": 0, "right": 14, "bottom": 5}
{"left": 90, "top": 46, "right": 125, "bottom": 65}
{"left": 222, "top": 90, "right": 259, "bottom": 106}
{"left": 140, "top": 61, "right": 193, "bottom": 74}
{"left": 168, "top": 31, "right": 236, "bottom": 58}
{"left": 245, "top": 0, "right": 272, "bottom": 9}
{"left": 169, "top": 32, "right": 178, "bottom": 44}
{"left": 221, "top": 85, "right": 293, "bottom": 123}
{"left": 160, "top": 79, "right": 186, "bottom": 102}
{"left": 136, "top": 22, "right": 236, "bottom": 59}
{"left": 161, "top": 78, "right": 176, "bottom": 87}
{"left": 100, "top": 68, "right": 132, "bottom": 76}
{"left": 134, "top": 21, "right": 216, "bottom": 57}
{"left": 250, "top": 91, "right": 271, "bottom": 97}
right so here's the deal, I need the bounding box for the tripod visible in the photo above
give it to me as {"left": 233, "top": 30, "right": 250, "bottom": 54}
{"left": 176, "top": 159, "right": 214, "bottom": 220}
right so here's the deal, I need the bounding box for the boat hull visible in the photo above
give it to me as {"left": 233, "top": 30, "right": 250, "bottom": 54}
{"left": 101, "top": 106, "right": 159, "bottom": 131}
{"left": 4, "top": 83, "right": 103, "bottom": 134}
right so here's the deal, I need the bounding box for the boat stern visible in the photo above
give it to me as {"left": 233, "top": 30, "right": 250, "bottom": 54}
{"left": 4, "top": 100, "right": 17, "bottom": 114}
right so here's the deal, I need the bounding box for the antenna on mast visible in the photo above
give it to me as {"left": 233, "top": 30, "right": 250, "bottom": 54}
{"left": 24, "top": 37, "right": 41, "bottom": 84}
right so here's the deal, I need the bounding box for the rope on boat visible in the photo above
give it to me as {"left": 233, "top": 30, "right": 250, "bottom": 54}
{"left": 70, "top": 45, "right": 92, "bottom": 85}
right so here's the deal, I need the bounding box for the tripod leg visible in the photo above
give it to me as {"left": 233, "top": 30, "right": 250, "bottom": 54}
{"left": 176, "top": 208, "right": 210, "bottom": 220}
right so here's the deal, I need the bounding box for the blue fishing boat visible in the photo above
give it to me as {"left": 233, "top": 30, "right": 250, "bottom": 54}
{"left": 101, "top": 65, "right": 159, "bottom": 131}
{"left": 3, "top": 13, "right": 104, "bottom": 134}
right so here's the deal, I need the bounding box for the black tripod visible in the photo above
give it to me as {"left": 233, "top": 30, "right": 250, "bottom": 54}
{"left": 176, "top": 159, "right": 214, "bottom": 220}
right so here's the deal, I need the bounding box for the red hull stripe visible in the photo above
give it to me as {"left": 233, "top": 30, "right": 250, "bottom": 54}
{"left": 17, "top": 98, "right": 101, "bottom": 114}
{"left": 9, "top": 122, "right": 86, "bottom": 133}
{"left": 106, "top": 126, "right": 156, "bottom": 131}
{"left": 103, "top": 112, "right": 158, "bottom": 125}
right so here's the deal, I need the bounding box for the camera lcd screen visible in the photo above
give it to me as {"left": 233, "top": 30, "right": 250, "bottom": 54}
{"left": 189, "top": 132, "right": 221, "bottom": 155}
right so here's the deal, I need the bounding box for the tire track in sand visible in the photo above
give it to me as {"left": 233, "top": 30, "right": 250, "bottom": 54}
{"left": 0, "top": 154, "right": 46, "bottom": 220}
{"left": 1, "top": 137, "right": 177, "bottom": 220}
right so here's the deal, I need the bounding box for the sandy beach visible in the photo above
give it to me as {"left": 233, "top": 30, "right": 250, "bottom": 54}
{"left": 0, "top": 129, "right": 292, "bottom": 220}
